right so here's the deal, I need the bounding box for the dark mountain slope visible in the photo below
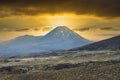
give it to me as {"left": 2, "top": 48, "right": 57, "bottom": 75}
{"left": 71, "top": 35, "right": 120, "bottom": 51}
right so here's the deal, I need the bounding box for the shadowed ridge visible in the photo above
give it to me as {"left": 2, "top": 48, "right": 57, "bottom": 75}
{"left": 71, "top": 35, "right": 120, "bottom": 51}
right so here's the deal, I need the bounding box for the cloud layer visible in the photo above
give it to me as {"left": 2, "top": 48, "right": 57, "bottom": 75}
{"left": 0, "top": 0, "right": 120, "bottom": 18}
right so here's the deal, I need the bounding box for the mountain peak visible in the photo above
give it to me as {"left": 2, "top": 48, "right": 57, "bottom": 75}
{"left": 44, "top": 26, "right": 75, "bottom": 39}
{"left": 41, "top": 26, "right": 91, "bottom": 44}
{"left": 52, "top": 26, "right": 70, "bottom": 32}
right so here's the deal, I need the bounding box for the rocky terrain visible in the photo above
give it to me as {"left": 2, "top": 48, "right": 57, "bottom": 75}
{"left": 0, "top": 50, "right": 120, "bottom": 80}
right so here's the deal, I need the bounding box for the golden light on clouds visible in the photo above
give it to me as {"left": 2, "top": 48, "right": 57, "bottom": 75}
{"left": 0, "top": 13, "right": 120, "bottom": 42}
{"left": 0, "top": 0, "right": 120, "bottom": 42}
{"left": 45, "top": 14, "right": 75, "bottom": 27}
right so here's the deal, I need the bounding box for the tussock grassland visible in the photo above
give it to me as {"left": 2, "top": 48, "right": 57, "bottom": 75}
{"left": 0, "top": 51, "right": 120, "bottom": 80}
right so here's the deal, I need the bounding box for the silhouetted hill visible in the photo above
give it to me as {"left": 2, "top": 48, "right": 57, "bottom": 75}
{"left": 71, "top": 35, "right": 120, "bottom": 51}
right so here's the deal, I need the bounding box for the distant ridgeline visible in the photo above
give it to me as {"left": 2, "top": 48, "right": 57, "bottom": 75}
{"left": 0, "top": 26, "right": 92, "bottom": 57}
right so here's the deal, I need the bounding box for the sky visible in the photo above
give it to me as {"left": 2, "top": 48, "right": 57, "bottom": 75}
{"left": 0, "top": 0, "right": 120, "bottom": 42}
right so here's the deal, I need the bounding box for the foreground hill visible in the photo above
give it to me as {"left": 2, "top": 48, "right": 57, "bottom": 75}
{"left": 71, "top": 35, "right": 120, "bottom": 51}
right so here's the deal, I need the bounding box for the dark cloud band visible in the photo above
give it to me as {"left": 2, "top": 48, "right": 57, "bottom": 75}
{"left": 0, "top": 0, "right": 120, "bottom": 18}
{"left": 100, "top": 27, "right": 120, "bottom": 31}
{"left": 15, "top": 28, "right": 30, "bottom": 31}
{"left": 74, "top": 27, "right": 90, "bottom": 31}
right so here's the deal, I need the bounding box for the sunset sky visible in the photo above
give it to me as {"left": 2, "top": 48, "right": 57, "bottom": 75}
{"left": 0, "top": 0, "right": 120, "bottom": 42}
